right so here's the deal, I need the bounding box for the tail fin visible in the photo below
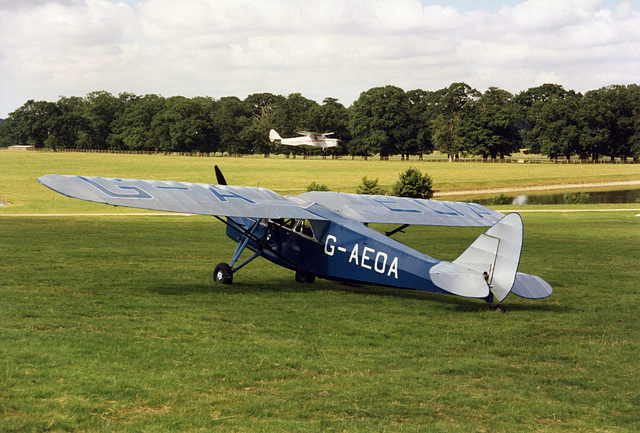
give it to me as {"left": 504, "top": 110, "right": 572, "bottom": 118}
{"left": 430, "top": 213, "right": 523, "bottom": 301}
{"left": 269, "top": 129, "right": 282, "bottom": 143}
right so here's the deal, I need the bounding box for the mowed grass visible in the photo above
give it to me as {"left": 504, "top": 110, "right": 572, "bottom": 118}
{"left": 1, "top": 212, "right": 638, "bottom": 432}
{"left": 1, "top": 151, "right": 640, "bottom": 431}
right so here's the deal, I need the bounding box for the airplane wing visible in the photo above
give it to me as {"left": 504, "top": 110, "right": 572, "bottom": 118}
{"left": 297, "top": 131, "right": 334, "bottom": 139}
{"left": 297, "top": 131, "right": 318, "bottom": 138}
{"left": 299, "top": 191, "right": 502, "bottom": 227}
{"left": 38, "top": 175, "right": 323, "bottom": 220}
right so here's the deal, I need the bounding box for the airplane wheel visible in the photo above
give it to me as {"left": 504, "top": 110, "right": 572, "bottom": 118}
{"left": 489, "top": 304, "right": 506, "bottom": 313}
{"left": 214, "top": 263, "right": 233, "bottom": 285}
{"left": 295, "top": 270, "right": 316, "bottom": 284}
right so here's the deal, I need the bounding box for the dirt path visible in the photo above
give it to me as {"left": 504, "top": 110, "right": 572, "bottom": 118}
{"left": 434, "top": 179, "right": 640, "bottom": 197}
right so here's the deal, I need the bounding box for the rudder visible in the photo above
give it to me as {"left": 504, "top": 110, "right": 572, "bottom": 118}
{"left": 452, "top": 213, "right": 523, "bottom": 302}
{"left": 269, "top": 129, "right": 282, "bottom": 143}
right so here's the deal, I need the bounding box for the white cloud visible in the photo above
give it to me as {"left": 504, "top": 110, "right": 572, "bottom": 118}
{"left": 1, "top": 0, "right": 639, "bottom": 117}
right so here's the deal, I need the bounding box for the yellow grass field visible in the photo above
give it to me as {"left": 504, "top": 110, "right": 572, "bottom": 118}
{"left": 1, "top": 150, "right": 639, "bottom": 214}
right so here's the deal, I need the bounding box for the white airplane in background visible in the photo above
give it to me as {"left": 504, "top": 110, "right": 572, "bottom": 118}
{"left": 269, "top": 129, "right": 339, "bottom": 150}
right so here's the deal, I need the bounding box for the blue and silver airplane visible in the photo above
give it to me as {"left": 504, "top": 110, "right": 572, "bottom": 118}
{"left": 38, "top": 167, "right": 552, "bottom": 310}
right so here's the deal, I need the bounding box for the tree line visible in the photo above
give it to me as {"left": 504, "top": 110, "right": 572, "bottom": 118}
{"left": 1, "top": 83, "right": 639, "bottom": 161}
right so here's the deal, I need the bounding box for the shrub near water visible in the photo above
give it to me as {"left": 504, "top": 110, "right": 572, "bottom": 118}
{"left": 563, "top": 191, "right": 590, "bottom": 204}
{"left": 487, "top": 193, "right": 511, "bottom": 205}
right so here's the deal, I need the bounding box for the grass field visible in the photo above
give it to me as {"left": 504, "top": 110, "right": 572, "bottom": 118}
{"left": 1, "top": 150, "right": 640, "bottom": 213}
{"left": 1, "top": 151, "right": 639, "bottom": 432}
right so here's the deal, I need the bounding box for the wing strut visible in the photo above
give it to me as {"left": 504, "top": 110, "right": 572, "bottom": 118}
{"left": 229, "top": 219, "right": 260, "bottom": 270}
{"left": 385, "top": 224, "right": 410, "bottom": 237}
{"left": 214, "top": 216, "right": 298, "bottom": 272}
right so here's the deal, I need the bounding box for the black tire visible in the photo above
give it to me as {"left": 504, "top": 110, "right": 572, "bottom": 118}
{"left": 214, "top": 263, "right": 233, "bottom": 285}
{"left": 295, "top": 270, "right": 316, "bottom": 284}
{"left": 490, "top": 304, "right": 506, "bottom": 313}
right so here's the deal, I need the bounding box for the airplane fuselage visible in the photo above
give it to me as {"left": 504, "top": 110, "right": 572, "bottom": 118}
{"left": 279, "top": 137, "right": 339, "bottom": 150}
{"left": 226, "top": 203, "right": 448, "bottom": 294}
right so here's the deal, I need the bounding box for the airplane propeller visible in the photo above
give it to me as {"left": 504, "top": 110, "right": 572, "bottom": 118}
{"left": 214, "top": 165, "right": 227, "bottom": 186}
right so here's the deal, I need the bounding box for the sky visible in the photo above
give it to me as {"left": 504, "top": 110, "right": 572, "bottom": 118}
{"left": 1, "top": 0, "right": 639, "bottom": 118}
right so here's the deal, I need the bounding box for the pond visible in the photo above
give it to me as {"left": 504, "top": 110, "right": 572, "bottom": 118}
{"left": 469, "top": 188, "right": 640, "bottom": 206}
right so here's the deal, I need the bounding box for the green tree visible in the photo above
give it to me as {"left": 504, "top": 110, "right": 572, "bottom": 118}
{"left": 81, "top": 91, "right": 124, "bottom": 149}
{"left": 214, "top": 97, "right": 253, "bottom": 155}
{"left": 151, "top": 96, "right": 218, "bottom": 153}
{"left": 109, "top": 94, "right": 165, "bottom": 150}
{"left": 530, "top": 96, "right": 582, "bottom": 160}
{"left": 5, "top": 100, "right": 57, "bottom": 147}
{"left": 244, "top": 92, "right": 285, "bottom": 117}
{"left": 514, "top": 83, "right": 577, "bottom": 106}
{"left": 406, "top": 89, "right": 435, "bottom": 158}
{"left": 0, "top": 119, "right": 8, "bottom": 147}
{"left": 6, "top": 98, "right": 86, "bottom": 150}
{"left": 579, "top": 85, "right": 640, "bottom": 161}
{"left": 391, "top": 167, "right": 434, "bottom": 199}
{"left": 462, "top": 87, "right": 521, "bottom": 159}
{"left": 270, "top": 93, "right": 319, "bottom": 156}
{"left": 241, "top": 108, "right": 275, "bottom": 155}
{"left": 349, "top": 85, "right": 413, "bottom": 158}
{"left": 274, "top": 93, "right": 319, "bottom": 137}
{"left": 47, "top": 96, "right": 87, "bottom": 150}
{"left": 514, "top": 84, "right": 580, "bottom": 154}
{"left": 429, "top": 83, "right": 480, "bottom": 159}
{"left": 242, "top": 93, "right": 286, "bottom": 155}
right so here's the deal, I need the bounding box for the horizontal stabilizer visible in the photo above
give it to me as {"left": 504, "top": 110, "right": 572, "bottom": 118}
{"left": 511, "top": 273, "right": 553, "bottom": 299}
{"left": 429, "top": 261, "right": 490, "bottom": 298}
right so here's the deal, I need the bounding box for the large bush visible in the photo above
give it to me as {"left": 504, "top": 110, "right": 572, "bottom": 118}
{"left": 391, "top": 168, "right": 434, "bottom": 199}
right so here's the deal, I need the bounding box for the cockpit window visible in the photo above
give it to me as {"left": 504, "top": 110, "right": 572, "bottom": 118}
{"left": 295, "top": 219, "right": 315, "bottom": 238}
{"left": 279, "top": 218, "right": 315, "bottom": 239}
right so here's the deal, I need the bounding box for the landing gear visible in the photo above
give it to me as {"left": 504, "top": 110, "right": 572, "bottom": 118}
{"left": 295, "top": 270, "right": 316, "bottom": 284}
{"left": 489, "top": 304, "right": 506, "bottom": 313}
{"left": 211, "top": 216, "right": 297, "bottom": 286}
{"left": 214, "top": 263, "right": 233, "bottom": 285}
{"left": 484, "top": 287, "right": 505, "bottom": 312}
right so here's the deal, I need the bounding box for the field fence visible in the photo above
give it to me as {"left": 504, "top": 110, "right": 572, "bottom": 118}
{"left": 3, "top": 146, "right": 636, "bottom": 164}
